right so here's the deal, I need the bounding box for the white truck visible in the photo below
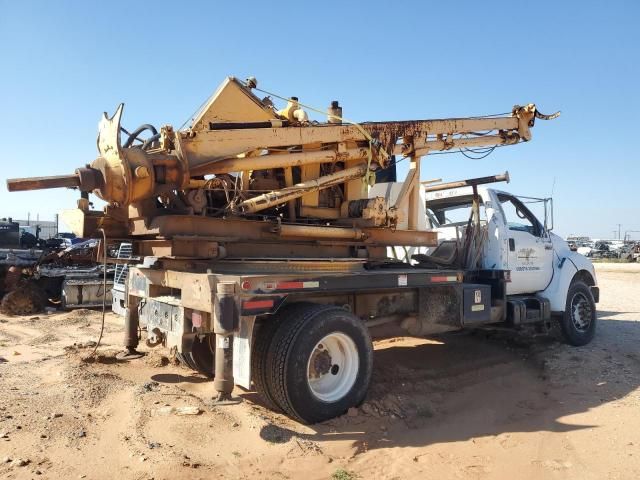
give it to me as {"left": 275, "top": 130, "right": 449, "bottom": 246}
{"left": 416, "top": 178, "right": 599, "bottom": 347}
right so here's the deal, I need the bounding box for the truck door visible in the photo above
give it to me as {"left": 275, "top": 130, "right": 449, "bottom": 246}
{"left": 497, "top": 194, "right": 553, "bottom": 294}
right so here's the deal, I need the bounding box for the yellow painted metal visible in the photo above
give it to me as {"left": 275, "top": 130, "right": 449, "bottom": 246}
{"left": 5, "top": 76, "right": 557, "bottom": 250}
{"left": 283, "top": 167, "right": 296, "bottom": 221}
{"left": 277, "top": 224, "right": 365, "bottom": 240}
{"left": 191, "top": 147, "right": 368, "bottom": 176}
{"left": 299, "top": 206, "right": 341, "bottom": 219}
{"left": 190, "top": 77, "right": 277, "bottom": 130}
{"left": 235, "top": 163, "right": 368, "bottom": 214}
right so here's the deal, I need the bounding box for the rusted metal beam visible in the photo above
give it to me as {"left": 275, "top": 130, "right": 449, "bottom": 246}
{"left": 180, "top": 116, "right": 521, "bottom": 166}
{"left": 424, "top": 172, "right": 510, "bottom": 192}
{"left": 6, "top": 174, "right": 80, "bottom": 192}
{"left": 128, "top": 214, "right": 438, "bottom": 247}
{"left": 396, "top": 134, "right": 519, "bottom": 157}
{"left": 136, "top": 238, "right": 220, "bottom": 258}
{"left": 276, "top": 224, "right": 365, "bottom": 240}
{"left": 190, "top": 147, "right": 369, "bottom": 176}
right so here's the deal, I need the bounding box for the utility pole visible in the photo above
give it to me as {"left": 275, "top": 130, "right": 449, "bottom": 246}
{"left": 625, "top": 230, "right": 640, "bottom": 243}
{"left": 617, "top": 224, "right": 622, "bottom": 240}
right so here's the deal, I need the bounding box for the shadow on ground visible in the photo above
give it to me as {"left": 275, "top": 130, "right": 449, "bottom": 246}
{"left": 152, "top": 372, "right": 209, "bottom": 384}
{"left": 251, "top": 313, "right": 640, "bottom": 450}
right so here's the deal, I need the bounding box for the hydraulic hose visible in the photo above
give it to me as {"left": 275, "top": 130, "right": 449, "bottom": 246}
{"left": 141, "top": 133, "right": 161, "bottom": 150}
{"left": 123, "top": 124, "right": 158, "bottom": 148}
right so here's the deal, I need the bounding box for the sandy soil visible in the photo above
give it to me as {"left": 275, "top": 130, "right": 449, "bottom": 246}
{"left": 0, "top": 263, "right": 639, "bottom": 479}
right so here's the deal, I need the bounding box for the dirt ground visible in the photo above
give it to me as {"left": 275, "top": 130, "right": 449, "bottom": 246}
{"left": 1, "top": 263, "right": 639, "bottom": 480}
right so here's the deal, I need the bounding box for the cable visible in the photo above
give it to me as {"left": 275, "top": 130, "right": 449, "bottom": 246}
{"left": 84, "top": 228, "right": 107, "bottom": 360}
{"left": 179, "top": 91, "right": 218, "bottom": 131}
{"left": 460, "top": 146, "right": 497, "bottom": 160}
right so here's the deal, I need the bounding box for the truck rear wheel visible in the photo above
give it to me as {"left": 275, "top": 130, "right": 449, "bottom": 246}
{"left": 189, "top": 335, "right": 215, "bottom": 377}
{"left": 251, "top": 303, "right": 313, "bottom": 412}
{"left": 559, "top": 280, "right": 597, "bottom": 346}
{"left": 266, "top": 304, "right": 373, "bottom": 424}
{"left": 177, "top": 335, "right": 215, "bottom": 377}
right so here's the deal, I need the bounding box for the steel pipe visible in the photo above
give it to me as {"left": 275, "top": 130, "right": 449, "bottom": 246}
{"left": 6, "top": 173, "right": 80, "bottom": 192}
{"left": 424, "top": 172, "right": 509, "bottom": 192}
{"left": 190, "top": 147, "right": 369, "bottom": 176}
{"left": 396, "top": 135, "right": 520, "bottom": 157}
{"left": 276, "top": 224, "right": 366, "bottom": 240}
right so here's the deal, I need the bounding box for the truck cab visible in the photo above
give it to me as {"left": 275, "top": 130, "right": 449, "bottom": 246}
{"left": 421, "top": 185, "right": 599, "bottom": 345}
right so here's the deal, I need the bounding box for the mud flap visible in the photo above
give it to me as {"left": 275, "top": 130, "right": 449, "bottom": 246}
{"left": 233, "top": 316, "right": 256, "bottom": 389}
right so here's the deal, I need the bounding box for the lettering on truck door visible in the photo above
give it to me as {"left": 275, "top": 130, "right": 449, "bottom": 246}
{"left": 497, "top": 193, "right": 553, "bottom": 294}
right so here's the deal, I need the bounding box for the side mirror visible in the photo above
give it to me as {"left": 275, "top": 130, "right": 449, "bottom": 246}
{"left": 544, "top": 198, "right": 554, "bottom": 232}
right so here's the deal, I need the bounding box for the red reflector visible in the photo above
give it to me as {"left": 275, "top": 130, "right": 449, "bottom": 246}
{"left": 192, "top": 311, "right": 203, "bottom": 328}
{"left": 431, "top": 275, "right": 457, "bottom": 283}
{"left": 241, "top": 280, "right": 251, "bottom": 290}
{"left": 275, "top": 281, "right": 319, "bottom": 290}
{"left": 277, "top": 281, "right": 304, "bottom": 289}
{"left": 243, "top": 299, "right": 274, "bottom": 310}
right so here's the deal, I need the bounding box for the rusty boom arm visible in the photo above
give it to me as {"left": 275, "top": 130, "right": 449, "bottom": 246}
{"left": 6, "top": 76, "right": 558, "bottom": 246}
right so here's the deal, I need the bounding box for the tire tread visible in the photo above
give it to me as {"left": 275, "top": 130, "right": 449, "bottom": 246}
{"left": 267, "top": 304, "right": 346, "bottom": 422}
{"left": 560, "top": 280, "right": 597, "bottom": 346}
{"left": 252, "top": 303, "right": 316, "bottom": 412}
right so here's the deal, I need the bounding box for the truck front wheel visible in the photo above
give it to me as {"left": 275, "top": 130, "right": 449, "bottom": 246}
{"left": 559, "top": 280, "right": 597, "bottom": 346}
{"left": 266, "top": 304, "right": 373, "bottom": 424}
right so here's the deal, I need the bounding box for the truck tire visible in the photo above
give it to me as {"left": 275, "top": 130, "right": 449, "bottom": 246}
{"left": 559, "top": 280, "right": 597, "bottom": 346}
{"left": 189, "top": 335, "right": 215, "bottom": 377}
{"left": 251, "top": 303, "right": 313, "bottom": 412}
{"left": 266, "top": 304, "right": 373, "bottom": 424}
{"left": 175, "top": 335, "right": 215, "bottom": 377}
{"left": 176, "top": 352, "right": 198, "bottom": 372}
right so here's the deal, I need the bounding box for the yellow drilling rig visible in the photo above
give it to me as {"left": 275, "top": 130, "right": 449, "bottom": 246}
{"left": 7, "top": 76, "right": 559, "bottom": 423}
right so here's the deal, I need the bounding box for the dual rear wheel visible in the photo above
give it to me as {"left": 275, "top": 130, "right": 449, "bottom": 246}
{"left": 252, "top": 303, "right": 373, "bottom": 424}
{"left": 176, "top": 334, "right": 215, "bottom": 377}
{"left": 174, "top": 303, "right": 373, "bottom": 424}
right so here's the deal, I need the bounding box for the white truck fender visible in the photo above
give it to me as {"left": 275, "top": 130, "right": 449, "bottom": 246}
{"left": 538, "top": 233, "right": 597, "bottom": 312}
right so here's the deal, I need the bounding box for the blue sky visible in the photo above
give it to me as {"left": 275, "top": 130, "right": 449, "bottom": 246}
{"left": 1, "top": 1, "right": 638, "bottom": 239}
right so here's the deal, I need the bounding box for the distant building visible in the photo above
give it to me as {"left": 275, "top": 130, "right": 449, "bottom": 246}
{"left": 14, "top": 219, "right": 58, "bottom": 239}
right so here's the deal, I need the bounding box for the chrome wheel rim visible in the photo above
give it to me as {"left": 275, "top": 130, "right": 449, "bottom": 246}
{"left": 570, "top": 292, "right": 593, "bottom": 332}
